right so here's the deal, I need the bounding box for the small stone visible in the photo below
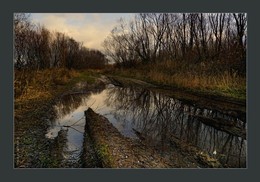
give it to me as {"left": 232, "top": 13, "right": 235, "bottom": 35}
{"left": 213, "top": 150, "right": 217, "bottom": 155}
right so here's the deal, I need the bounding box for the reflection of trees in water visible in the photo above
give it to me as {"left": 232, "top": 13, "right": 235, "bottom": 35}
{"left": 105, "top": 86, "right": 246, "bottom": 167}
{"left": 54, "top": 89, "right": 104, "bottom": 119}
{"left": 54, "top": 94, "right": 87, "bottom": 118}
{"left": 50, "top": 88, "right": 106, "bottom": 167}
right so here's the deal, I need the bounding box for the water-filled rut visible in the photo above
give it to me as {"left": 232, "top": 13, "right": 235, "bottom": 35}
{"left": 45, "top": 83, "right": 246, "bottom": 168}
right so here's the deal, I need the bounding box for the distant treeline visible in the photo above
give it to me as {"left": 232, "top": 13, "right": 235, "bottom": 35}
{"left": 104, "top": 13, "right": 246, "bottom": 74}
{"left": 14, "top": 13, "right": 108, "bottom": 70}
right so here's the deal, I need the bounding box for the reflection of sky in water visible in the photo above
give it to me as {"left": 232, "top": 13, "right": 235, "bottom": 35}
{"left": 45, "top": 95, "right": 88, "bottom": 163}
{"left": 45, "top": 87, "right": 137, "bottom": 165}
{"left": 45, "top": 85, "right": 246, "bottom": 167}
{"left": 86, "top": 89, "right": 137, "bottom": 138}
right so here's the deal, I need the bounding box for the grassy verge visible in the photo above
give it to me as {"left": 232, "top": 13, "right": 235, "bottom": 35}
{"left": 105, "top": 61, "right": 246, "bottom": 101}
{"left": 14, "top": 68, "right": 104, "bottom": 101}
{"left": 14, "top": 68, "right": 99, "bottom": 167}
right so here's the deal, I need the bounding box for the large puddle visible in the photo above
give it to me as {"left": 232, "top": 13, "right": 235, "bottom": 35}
{"left": 46, "top": 84, "right": 247, "bottom": 168}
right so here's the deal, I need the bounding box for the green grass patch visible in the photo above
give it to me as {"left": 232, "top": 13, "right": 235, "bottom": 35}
{"left": 75, "top": 71, "right": 96, "bottom": 84}
{"left": 96, "top": 143, "right": 113, "bottom": 167}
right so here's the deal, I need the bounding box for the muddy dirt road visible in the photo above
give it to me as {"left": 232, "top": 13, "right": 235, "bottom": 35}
{"left": 14, "top": 75, "right": 246, "bottom": 168}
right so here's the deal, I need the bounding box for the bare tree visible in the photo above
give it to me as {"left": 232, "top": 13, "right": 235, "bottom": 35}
{"left": 233, "top": 13, "right": 247, "bottom": 50}
{"left": 209, "top": 13, "right": 226, "bottom": 59}
{"left": 66, "top": 38, "right": 80, "bottom": 69}
{"left": 14, "top": 13, "right": 31, "bottom": 69}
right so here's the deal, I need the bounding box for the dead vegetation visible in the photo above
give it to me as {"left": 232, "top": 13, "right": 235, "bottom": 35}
{"left": 14, "top": 68, "right": 79, "bottom": 101}
{"left": 107, "top": 60, "right": 246, "bottom": 100}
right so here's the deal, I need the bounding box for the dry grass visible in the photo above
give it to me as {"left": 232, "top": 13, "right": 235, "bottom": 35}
{"left": 14, "top": 68, "right": 79, "bottom": 101}
{"left": 110, "top": 60, "right": 246, "bottom": 100}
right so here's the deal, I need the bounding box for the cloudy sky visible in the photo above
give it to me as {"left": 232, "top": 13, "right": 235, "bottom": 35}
{"left": 30, "top": 13, "right": 135, "bottom": 51}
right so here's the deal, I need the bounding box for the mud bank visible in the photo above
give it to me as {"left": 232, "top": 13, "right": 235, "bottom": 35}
{"left": 83, "top": 108, "right": 171, "bottom": 168}
{"left": 83, "top": 108, "right": 225, "bottom": 168}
